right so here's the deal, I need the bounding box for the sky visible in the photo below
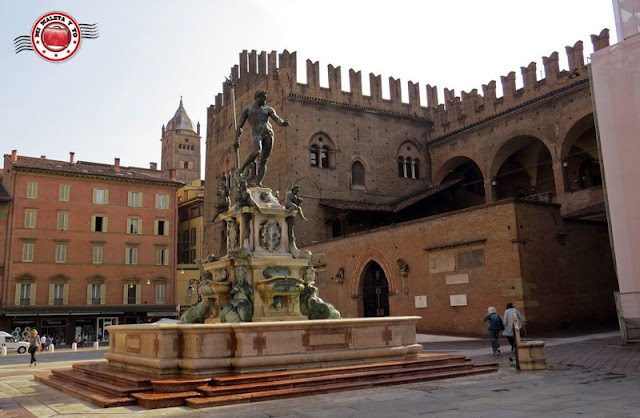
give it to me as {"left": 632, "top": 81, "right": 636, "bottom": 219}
{"left": 0, "top": 1, "right": 617, "bottom": 177}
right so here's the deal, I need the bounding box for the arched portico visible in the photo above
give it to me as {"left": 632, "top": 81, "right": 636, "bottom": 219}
{"left": 433, "top": 156, "right": 486, "bottom": 206}
{"left": 560, "top": 114, "right": 601, "bottom": 193}
{"left": 489, "top": 135, "right": 556, "bottom": 202}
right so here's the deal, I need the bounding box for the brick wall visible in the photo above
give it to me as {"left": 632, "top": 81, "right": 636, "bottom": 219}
{"left": 304, "top": 200, "right": 616, "bottom": 335}
{"left": 514, "top": 202, "right": 617, "bottom": 330}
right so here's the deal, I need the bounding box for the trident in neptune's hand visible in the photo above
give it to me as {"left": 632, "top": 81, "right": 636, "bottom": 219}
{"left": 224, "top": 73, "right": 240, "bottom": 173}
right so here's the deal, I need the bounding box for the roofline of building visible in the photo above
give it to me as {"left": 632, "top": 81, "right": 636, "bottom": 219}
{"left": 308, "top": 198, "right": 561, "bottom": 247}
{"left": 178, "top": 195, "right": 204, "bottom": 208}
{"left": 8, "top": 165, "right": 183, "bottom": 188}
{"left": 319, "top": 179, "right": 462, "bottom": 213}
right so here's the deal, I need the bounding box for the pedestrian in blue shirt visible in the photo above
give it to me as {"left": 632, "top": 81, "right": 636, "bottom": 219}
{"left": 482, "top": 306, "right": 504, "bottom": 354}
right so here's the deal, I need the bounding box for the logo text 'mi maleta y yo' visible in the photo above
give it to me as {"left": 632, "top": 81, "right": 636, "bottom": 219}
{"left": 14, "top": 11, "right": 99, "bottom": 62}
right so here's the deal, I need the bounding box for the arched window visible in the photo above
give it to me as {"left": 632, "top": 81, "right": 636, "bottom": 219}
{"left": 396, "top": 141, "right": 421, "bottom": 180}
{"left": 309, "top": 133, "right": 335, "bottom": 169}
{"left": 310, "top": 145, "right": 319, "bottom": 167}
{"left": 351, "top": 161, "right": 365, "bottom": 187}
{"left": 320, "top": 146, "right": 329, "bottom": 168}
{"left": 183, "top": 161, "right": 189, "bottom": 169}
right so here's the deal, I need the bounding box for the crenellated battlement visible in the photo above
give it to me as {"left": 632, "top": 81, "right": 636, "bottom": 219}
{"left": 210, "top": 49, "right": 432, "bottom": 119}
{"left": 210, "top": 29, "right": 609, "bottom": 133}
{"left": 429, "top": 29, "right": 610, "bottom": 137}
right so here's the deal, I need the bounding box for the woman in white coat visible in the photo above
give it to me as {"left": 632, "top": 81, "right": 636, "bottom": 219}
{"left": 503, "top": 302, "right": 523, "bottom": 351}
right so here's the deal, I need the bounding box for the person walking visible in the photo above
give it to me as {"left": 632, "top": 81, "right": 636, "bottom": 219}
{"left": 503, "top": 302, "right": 523, "bottom": 352}
{"left": 28, "top": 329, "right": 41, "bottom": 366}
{"left": 482, "top": 307, "right": 504, "bottom": 354}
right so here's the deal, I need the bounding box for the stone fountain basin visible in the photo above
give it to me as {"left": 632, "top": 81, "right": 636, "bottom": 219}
{"left": 105, "top": 316, "right": 422, "bottom": 376}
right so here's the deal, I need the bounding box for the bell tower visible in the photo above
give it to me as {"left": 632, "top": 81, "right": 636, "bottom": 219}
{"left": 161, "top": 97, "right": 201, "bottom": 183}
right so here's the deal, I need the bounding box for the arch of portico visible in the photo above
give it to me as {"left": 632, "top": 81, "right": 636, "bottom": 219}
{"left": 488, "top": 134, "right": 556, "bottom": 203}
{"left": 557, "top": 114, "right": 603, "bottom": 212}
{"left": 432, "top": 155, "right": 486, "bottom": 204}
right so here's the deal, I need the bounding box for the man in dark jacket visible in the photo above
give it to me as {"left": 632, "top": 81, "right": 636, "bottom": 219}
{"left": 482, "top": 306, "right": 504, "bottom": 354}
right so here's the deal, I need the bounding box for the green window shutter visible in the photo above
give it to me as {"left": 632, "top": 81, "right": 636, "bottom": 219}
{"left": 63, "top": 283, "right": 69, "bottom": 304}
{"left": 48, "top": 283, "right": 54, "bottom": 305}
{"left": 30, "top": 284, "right": 36, "bottom": 305}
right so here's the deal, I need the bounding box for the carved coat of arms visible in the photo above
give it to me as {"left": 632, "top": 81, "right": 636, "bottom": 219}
{"left": 259, "top": 219, "right": 281, "bottom": 251}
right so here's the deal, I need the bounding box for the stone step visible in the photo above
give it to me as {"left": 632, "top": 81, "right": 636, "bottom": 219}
{"left": 34, "top": 374, "right": 136, "bottom": 408}
{"left": 200, "top": 361, "right": 475, "bottom": 396}
{"left": 36, "top": 355, "right": 497, "bottom": 410}
{"left": 131, "top": 391, "right": 203, "bottom": 409}
{"left": 186, "top": 365, "right": 499, "bottom": 409}
{"left": 71, "top": 361, "right": 155, "bottom": 388}
{"left": 212, "top": 354, "right": 467, "bottom": 386}
{"left": 51, "top": 368, "right": 152, "bottom": 397}
{"left": 151, "top": 377, "right": 212, "bottom": 393}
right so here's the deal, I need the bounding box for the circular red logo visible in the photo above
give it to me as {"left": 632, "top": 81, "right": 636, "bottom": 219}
{"left": 31, "top": 12, "right": 81, "bottom": 62}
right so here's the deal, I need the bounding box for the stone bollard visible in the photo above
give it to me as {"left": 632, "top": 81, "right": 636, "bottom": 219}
{"left": 513, "top": 315, "right": 547, "bottom": 371}
{"left": 1, "top": 347, "right": 6, "bottom": 356}
{"left": 72, "top": 342, "right": 77, "bottom": 352}
{"left": 516, "top": 339, "right": 547, "bottom": 370}
{"left": 49, "top": 344, "right": 55, "bottom": 353}
{"left": 93, "top": 341, "right": 99, "bottom": 350}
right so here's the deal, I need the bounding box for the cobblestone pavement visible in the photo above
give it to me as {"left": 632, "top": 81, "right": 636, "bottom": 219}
{"left": 1, "top": 330, "right": 639, "bottom": 417}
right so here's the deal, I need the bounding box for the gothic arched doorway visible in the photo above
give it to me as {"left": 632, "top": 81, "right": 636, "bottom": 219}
{"left": 361, "top": 261, "right": 390, "bottom": 317}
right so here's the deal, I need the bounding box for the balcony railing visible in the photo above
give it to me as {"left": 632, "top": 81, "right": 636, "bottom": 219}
{"left": 127, "top": 296, "right": 136, "bottom": 304}
{"left": 19, "top": 298, "right": 30, "bottom": 305}
{"left": 53, "top": 298, "right": 63, "bottom": 305}
{"left": 91, "top": 297, "right": 101, "bottom": 305}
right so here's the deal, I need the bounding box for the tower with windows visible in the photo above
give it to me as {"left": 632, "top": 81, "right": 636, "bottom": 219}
{"left": 161, "top": 98, "right": 201, "bottom": 184}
